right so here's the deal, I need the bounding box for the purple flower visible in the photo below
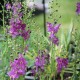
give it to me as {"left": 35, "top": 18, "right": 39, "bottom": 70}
{"left": 21, "top": 30, "right": 30, "bottom": 40}
{"left": 17, "top": 2, "right": 22, "bottom": 9}
{"left": 9, "top": 27, "right": 19, "bottom": 38}
{"left": 46, "top": 22, "right": 61, "bottom": 45}
{"left": 16, "top": 18, "right": 22, "bottom": 24}
{"left": 6, "top": 3, "right": 11, "bottom": 10}
{"left": 51, "top": 35, "right": 59, "bottom": 45}
{"left": 6, "top": 2, "right": 30, "bottom": 40}
{"left": 9, "top": 21, "right": 21, "bottom": 37}
{"left": 47, "top": 22, "right": 61, "bottom": 34}
{"left": 18, "top": 12, "right": 23, "bottom": 18}
{"left": 47, "top": 22, "right": 53, "bottom": 32}
{"left": 11, "top": 3, "right": 16, "bottom": 10}
{"left": 11, "top": 2, "right": 22, "bottom": 11}
{"left": 31, "top": 69, "right": 36, "bottom": 76}
{"left": 11, "top": 2, "right": 22, "bottom": 17}
{"left": 35, "top": 56, "right": 45, "bottom": 72}
{"left": 21, "top": 23, "right": 26, "bottom": 30}
{"left": 76, "top": 2, "right": 80, "bottom": 15}
{"left": 8, "top": 68, "right": 19, "bottom": 79}
{"left": 32, "top": 53, "right": 50, "bottom": 75}
{"left": 17, "top": 54, "right": 27, "bottom": 71}
{"left": 8, "top": 54, "right": 27, "bottom": 79}
{"left": 53, "top": 24, "right": 61, "bottom": 33}
{"left": 56, "top": 57, "right": 68, "bottom": 73}
{"left": 9, "top": 18, "right": 15, "bottom": 25}
{"left": 9, "top": 18, "right": 30, "bottom": 40}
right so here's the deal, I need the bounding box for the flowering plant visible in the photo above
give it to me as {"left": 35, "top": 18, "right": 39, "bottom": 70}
{"left": 0, "top": 0, "right": 80, "bottom": 80}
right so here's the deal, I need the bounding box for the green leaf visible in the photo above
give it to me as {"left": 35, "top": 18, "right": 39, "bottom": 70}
{"left": 67, "top": 20, "right": 73, "bottom": 45}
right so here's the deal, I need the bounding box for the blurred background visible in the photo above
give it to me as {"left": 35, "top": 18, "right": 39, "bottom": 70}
{"left": 26, "top": 0, "right": 79, "bottom": 34}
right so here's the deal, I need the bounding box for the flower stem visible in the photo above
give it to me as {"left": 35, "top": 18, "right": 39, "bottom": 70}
{"left": 2, "top": 1, "right": 5, "bottom": 34}
{"left": 60, "top": 71, "right": 64, "bottom": 80}
{"left": 73, "top": 47, "right": 77, "bottom": 80}
{"left": 50, "top": 42, "right": 56, "bottom": 80}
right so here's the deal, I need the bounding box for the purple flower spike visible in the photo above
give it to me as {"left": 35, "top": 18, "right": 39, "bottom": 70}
{"left": 47, "top": 22, "right": 61, "bottom": 45}
{"left": 32, "top": 53, "right": 50, "bottom": 75}
{"left": 56, "top": 57, "right": 68, "bottom": 73}
{"left": 76, "top": 2, "right": 80, "bottom": 15}
{"left": 8, "top": 54, "right": 27, "bottom": 79}
{"left": 6, "top": 1, "right": 30, "bottom": 40}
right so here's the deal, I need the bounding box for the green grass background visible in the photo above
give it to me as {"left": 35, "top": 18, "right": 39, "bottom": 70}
{"left": 31, "top": 0, "right": 79, "bottom": 33}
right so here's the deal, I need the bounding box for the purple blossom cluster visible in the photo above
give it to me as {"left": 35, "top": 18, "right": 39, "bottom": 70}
{"left": 8, "top": 54, "right": 27, "bottom": 79}
{"left": 47, "top": 22, "right": 61, "bottom": 45}
{"left": 6, "top": 2, "right": 30, "bottom": 40}
{"left": 32, "top": 54, "right": 50, "bottom": 75}
{"left": 56, "top": 57, "right": 68, "bottom": 73}
{"left": 76, "top": 2, "right": 80, "bottom": 15}
{"left": 11, "top": 2, "right": 22, "bottom": 17}
{"left": 9, "top": 18, "right": 30, "bottom": 40}
{"left": 6, "top": 3, "right": 11, "bottom": 10}
{"left": 6, "top": 2, "right": 22, "bottom": 16}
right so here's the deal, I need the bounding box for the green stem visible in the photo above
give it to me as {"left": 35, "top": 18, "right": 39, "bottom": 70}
{"left": 40, "top": 75, "right": 45, "bottom": 80}
{"left": 60, "top": 71, "right": 64, "bottom": 80}
{"left": 18, "top": 76, "right": 24, "bottom": 80}
{"left": 51, "top": 42, "right": 53, "bottom": 72}
{"left": 50, "top": 42, "right": 56, "bottom": 80}
{"left": 73, "top": 60, "right": 76, "bottom": 80}
{"left": 2, "top": 1, "right": 5, "bottom": 34}
{"left": 54, "top": 76, "right": 56, "bottom": 80}
{"left": 22, "top": 39, "right": 25, "bottom": 52}
{"left": 73, "top": 47, "right": 77, "bottom": 80}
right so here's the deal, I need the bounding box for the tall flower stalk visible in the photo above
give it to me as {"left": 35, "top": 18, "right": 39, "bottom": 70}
{"left": 5, "top": 1, "right": 30, "bottom": 79}
{"left": 46, "top": 22, "right": 61, "bottom": 79}
{"left": 6, "top": 1, "right": 30, "bottom": 41}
